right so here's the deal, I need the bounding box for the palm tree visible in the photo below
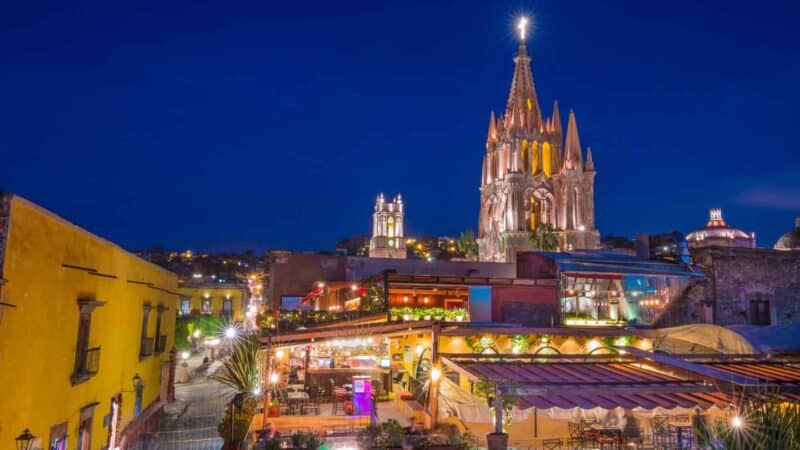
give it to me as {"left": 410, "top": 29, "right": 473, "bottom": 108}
{"left": 212, "top": 334, "right": 260, "bottom": 394}
{"left": 530, "top": 223, "right": 560, "bottom": 251}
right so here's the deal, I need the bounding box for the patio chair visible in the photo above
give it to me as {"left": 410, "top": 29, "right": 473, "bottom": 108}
{"left": 542, "top": 438, "right": 563, "bottom": 450}
{"left": 596, "top": 429, "right": 621, "bottom": 450}
{"left": 303, "top": 399, "right": 320, "bottom": 415}
{"left": 566, "top": 422, "right": 585, "bottom": 449}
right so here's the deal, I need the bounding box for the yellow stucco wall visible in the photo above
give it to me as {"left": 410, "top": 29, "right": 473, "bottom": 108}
{"left": 0, "top": 195, "right": 178, "bottom": 450}
{"left": 175, "top": 285, "right": 247, "bottom": 322}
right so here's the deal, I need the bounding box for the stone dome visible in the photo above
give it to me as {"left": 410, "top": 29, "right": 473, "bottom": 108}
{"left": 774, "top": 217, "right": 800, "bottom": 251}
{"left": 686, "top": 208, "right": 756, "bottom": 249}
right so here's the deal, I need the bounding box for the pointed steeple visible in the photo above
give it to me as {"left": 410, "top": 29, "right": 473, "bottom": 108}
{"left": 486, "top": 111, "right": 497, "bottom": 148}
{"left": 585, "top": 146, "right": 594, "bottom": 172}
{"left": 563, "top": 109, "right": 583, "bottom": 170}
{"left": 551, "top": 100, "right": 562, "bottom": 136}
{"left": 505, "top": 42, "right": 542, "bottom": 131}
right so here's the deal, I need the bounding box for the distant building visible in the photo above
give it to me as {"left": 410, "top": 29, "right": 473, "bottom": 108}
{"left": 774, "top": 216, "right": 800, "bottom": 251}
{"left": 517, "top": 251, "right": 702, "bottom": 327}
{"left": 635, "top": 231, "right": 690, "bottom": 263}
{"left": 686, "top": 208, "right": 755, "bottom": 249}
{"left": 658, "top": 246, "right": 800, "bottom": 327}
{"left": 369, "top": 193, "right": 406, "bottom": 259}
{"left": 601, "top": 235, "right": 636, "bottom": 256}
{"left": 335, "top": 235, "right": 369, "bottom": 256}
{"left": 176, "top": 283, "right": 248, "bottom": 322}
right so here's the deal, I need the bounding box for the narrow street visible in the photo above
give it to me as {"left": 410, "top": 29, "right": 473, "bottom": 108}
{"left": 132, "top": 361, "right": 234, "bottom": 450}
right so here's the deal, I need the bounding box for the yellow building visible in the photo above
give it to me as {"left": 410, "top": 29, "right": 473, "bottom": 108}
{"left": 176, "top": 284, "right": 248, "bottom": 322}
{"left": 0, "top": 194, "right": 178, "bottom": 450}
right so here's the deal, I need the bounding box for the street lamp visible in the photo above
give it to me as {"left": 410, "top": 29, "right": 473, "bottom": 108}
{"left": 132, "top": 373, "right": 144, "bottom": 390}
{"left": 15, "top": 429, "right": 35, "bottom": 450}
{"left": 225, "top": 326, "right": 237, "bottom": 339}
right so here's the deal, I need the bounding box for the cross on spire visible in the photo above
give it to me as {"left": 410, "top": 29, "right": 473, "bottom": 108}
{"left": 517, "top": 17, "right": 528, "bottom": 41}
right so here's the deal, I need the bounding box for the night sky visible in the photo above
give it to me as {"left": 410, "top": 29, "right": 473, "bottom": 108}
{"left": 2, "top": 1, "right": 799, "bottom": 252}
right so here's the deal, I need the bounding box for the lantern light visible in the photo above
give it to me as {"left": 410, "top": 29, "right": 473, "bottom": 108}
{"left": 15, "top": 429, "right": 36, "bottom": 450}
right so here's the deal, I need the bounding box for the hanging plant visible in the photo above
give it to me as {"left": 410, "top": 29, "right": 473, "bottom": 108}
{"left": 510, "top": 335, "right": 531, "bottom": 354}
{"left": 465, "top": 335, "right": 499, "bottom": 354}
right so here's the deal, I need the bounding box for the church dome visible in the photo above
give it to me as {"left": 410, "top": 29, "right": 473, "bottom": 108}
{"left": 774, "top": 217, "right": 800, "bottom": 251}
{"left": 686, "top": 208, "right": 755, "bottom": 249}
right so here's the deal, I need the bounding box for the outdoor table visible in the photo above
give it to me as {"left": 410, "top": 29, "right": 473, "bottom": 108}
{"left": 286, "top": 391, "right": 310, "bottom": 414}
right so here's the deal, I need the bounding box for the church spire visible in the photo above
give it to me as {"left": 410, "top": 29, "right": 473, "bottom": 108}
{"left": 551, "top": 100, "right": 562, "bottom": 136}
{"left": 505, "top": 20, "right": 542, "bottom": 132}
{"left": 585, "top": 146, "right": 594, "bottom": 171}
{"left": 563, "top": 109, "right": 583, "bottom": 170}
{"left": 486, "top": 110, "right": 497, "bottom": 148}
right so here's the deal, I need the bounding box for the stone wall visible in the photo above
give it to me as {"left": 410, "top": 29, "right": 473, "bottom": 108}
{"left": 658, "top": 246, "right": 800, "bottom": 327}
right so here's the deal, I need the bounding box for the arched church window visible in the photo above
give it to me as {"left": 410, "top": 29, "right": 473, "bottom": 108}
{"left": 521, "top": 140, "right": 529, "bottom": 171}
{"left": 531, "top": 141, "right": 539, "bottom": 174}
{"left": 387, "top": 217, "right": 395, "bottom": 238}
{"left": 572, "top": 187, "right": 581, "bottom": 229}
{"left": 542, "top": 142, "right": 552, "bottom": 177}
{"left": 529, "top": 196, "right": 540, "bottom": 230}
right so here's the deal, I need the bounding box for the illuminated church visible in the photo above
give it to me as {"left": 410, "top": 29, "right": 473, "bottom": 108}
{"left": 478, "top": 19, "right": 600, "bottom": 262}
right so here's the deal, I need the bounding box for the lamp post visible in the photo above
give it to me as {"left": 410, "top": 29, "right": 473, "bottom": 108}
{"left": 132, "top": 373, "right": 145, "bottom": 417}
{"left": 15, "top": 429, "right": 35, "bottom": 450}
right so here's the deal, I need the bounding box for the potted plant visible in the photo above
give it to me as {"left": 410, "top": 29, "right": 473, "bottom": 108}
{"left": 358, "top": 419, "right": 405, "bottom": 450}
{"left": 267, "top": 397, "right": 280, "bottom": 417}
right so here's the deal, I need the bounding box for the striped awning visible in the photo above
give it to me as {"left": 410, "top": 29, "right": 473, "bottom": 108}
{"left": 701, "top": 362, "right": 800, "bottom": 385}
{"left": 445, "top": 359, "right": 734, "bottom": 411}
{"left": 516, "top": 390, "right": 731, "bottom": 410}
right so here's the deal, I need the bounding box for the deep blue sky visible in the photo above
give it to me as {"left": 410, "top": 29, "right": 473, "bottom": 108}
{"left": 2, "top": 1, "right": 799, "bottom": 252}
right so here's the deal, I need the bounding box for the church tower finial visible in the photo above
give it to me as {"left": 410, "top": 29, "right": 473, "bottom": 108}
{"left": 505, "top": 17, "right": 542, "bottom": 131}
{"left": 563, "top": 109, "right": 583, "bottom": 170}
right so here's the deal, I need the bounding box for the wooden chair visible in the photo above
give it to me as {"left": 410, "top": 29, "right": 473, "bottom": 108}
{"left": 566, "top": 422, "right": 585, "bottom": 449}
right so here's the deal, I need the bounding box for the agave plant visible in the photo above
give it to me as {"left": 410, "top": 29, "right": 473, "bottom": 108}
{"left": 212, "top": 334, "right": 260, "bottom": 395}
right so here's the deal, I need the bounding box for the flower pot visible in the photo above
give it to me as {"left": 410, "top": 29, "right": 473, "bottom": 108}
{"left": 455, "top": 316, "right": 464, "bottom": 322}
{"left": 486, "top": 433, "right": 508, "bottom": 450}
{"left": 268, "top": 405, "right": 280, "bottom": 417}
{"left": 403, "top": 314, "right": 412, "bottom": 321}
{"left": 423, "top": 315, "right": 432, "bottom": 320}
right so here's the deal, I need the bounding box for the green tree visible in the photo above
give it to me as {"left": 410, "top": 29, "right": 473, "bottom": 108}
{"left": 457, "top": 230, "right": 479, "bottom": 261}
{"left": 212, "top": 334, "right": 260, "bottom": 394}
{"left": 530, "top": 223, "right": 560, "bottom": 251}
{"left": 214, "top": 336, "right": 262, "bottom": 449}
{"left": 218, "top": 395, "right": 258, "bottom": 450}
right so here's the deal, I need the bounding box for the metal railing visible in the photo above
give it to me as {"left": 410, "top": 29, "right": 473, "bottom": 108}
{"left": 71, "top": 346, "right": 101, "bottom": 384}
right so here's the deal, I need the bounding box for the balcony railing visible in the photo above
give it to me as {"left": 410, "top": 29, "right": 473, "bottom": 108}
{"left": 140, "top": 337, "right": 154, "bottom": 358}
{"left": 71, "top": 346, "right": 101, "bottom": 384}
{"left": 154, "top": 335, "right": 167, "bottom": 354}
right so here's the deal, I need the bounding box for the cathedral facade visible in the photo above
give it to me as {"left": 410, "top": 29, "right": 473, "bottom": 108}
{"left": 478, "top": 38, "right": 600, "bottom": 262}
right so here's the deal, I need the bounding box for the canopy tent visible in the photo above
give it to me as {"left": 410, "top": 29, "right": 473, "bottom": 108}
{"left": 652, "top": 324, "right": 756, "bottom": 354}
